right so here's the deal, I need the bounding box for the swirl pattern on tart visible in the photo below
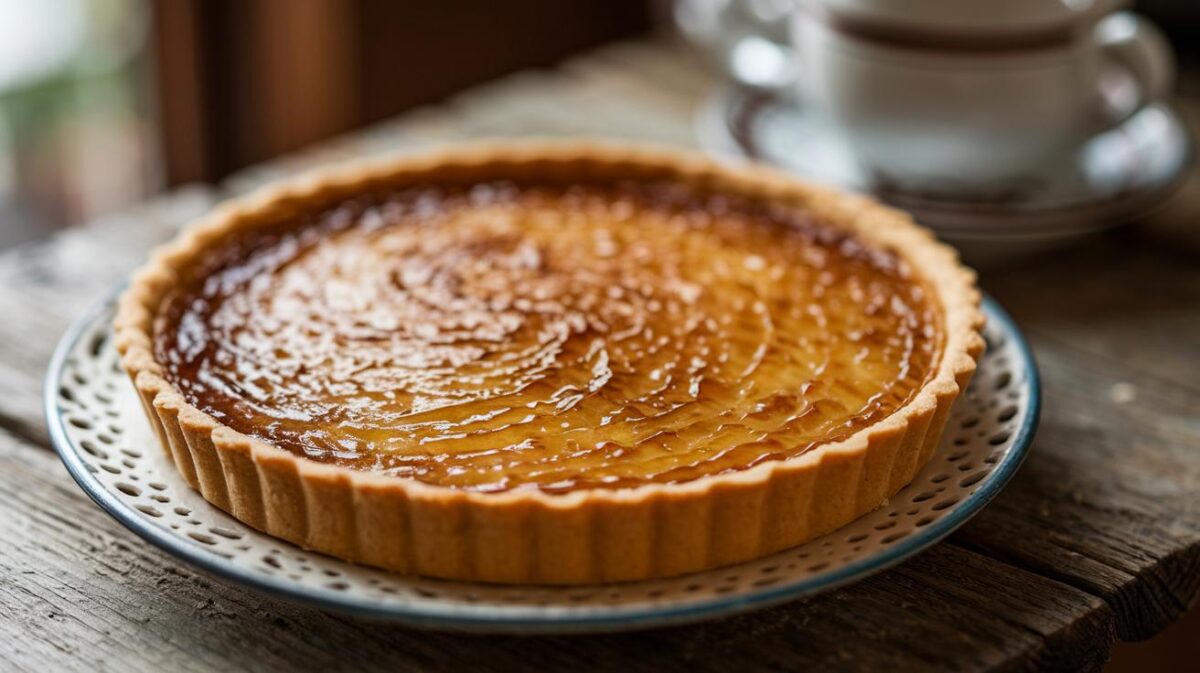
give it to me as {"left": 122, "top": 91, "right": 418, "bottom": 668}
{"left": 153, "top": 181, "right": 942, "bottom": 494}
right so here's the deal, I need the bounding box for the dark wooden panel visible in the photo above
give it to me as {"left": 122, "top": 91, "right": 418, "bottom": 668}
{"left": 150, "top": 0, "right": 213, "bottom": 184}
{"left": 357, "top": 0, "right": 653, "bottom": 123}
{"left": 151, "top": 0, "right": 653, "bottom": 184}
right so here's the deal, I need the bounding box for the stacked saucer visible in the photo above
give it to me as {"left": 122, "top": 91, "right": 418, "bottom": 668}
{"left": 696, "top": 87, "right": 1192, "bottom": 263}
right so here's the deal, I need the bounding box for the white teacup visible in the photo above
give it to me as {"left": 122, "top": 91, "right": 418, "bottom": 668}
{"left": 786, "top": 1, "right": 1175, "bottom": 197}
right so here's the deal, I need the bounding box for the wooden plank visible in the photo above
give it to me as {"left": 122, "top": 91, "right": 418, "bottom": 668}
{"left": 0, "top": 186, "right": 215, "bottom": 315}
{"left": 563, "top": 36, "right": 717, "bottom": 102}
{"left": 981, "top": 234, "right": 1200, "bottom": 394}
{"left": 958, "top": 219, "right": 1200, "bottom": 640}
{"left": 0, "top": 429, "right": 1114, "bottom": 673}
{"left": 951, "top": 332, "right": 1200, "bottom": 641}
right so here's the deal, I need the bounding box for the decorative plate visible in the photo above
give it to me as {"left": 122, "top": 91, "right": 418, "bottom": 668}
{"left": 47, "top": 288, "right": 1039, "bottom": 633}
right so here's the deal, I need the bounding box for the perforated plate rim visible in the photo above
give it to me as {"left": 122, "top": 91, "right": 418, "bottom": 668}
{"left": 46, "top": 286, "right": 1039, "bottom": 633}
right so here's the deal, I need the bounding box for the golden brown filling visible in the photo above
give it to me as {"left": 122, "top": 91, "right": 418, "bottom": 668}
{"left": 155, "top": 181, "right": 941, "bottom": 493}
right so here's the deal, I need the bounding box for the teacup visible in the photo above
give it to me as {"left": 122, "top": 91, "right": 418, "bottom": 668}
{"left": 787, "top": 1, "right": 1175, "bottom": 196}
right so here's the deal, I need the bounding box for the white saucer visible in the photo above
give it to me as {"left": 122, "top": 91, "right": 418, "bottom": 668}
{"left": 696, "top": 86, "right": 1192, "bottom": 246}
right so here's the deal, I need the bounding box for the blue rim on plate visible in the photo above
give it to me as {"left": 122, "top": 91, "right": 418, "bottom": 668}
{"left": 45, "top": 286, "right": 1040, "bottom": 633}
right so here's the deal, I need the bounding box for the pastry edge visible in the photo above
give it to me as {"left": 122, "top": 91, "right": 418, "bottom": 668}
{"left": 114, "top": 140, "right": 985, "bottom": 584}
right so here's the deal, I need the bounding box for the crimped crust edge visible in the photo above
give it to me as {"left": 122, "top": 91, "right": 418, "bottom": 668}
{"left": 114, "top": 140, "right": 985, "bottom": 584}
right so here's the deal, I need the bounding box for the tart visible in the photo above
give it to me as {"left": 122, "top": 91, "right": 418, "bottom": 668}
{"left": 115, "top": 142, "right": 983, "bottom": 584}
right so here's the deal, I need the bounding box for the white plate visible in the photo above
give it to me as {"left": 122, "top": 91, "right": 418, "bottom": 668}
{"left": 47, "top": 289, "right": 1039, "bottom": 634}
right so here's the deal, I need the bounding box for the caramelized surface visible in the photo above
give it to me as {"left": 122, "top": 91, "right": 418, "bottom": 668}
{"left": 155, "top": 182, "right": 942, "bottom": 493}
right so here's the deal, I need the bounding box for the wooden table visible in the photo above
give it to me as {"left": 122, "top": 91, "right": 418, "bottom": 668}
{"left": 2, "top": 38, "right": 1197, "bottom": 673}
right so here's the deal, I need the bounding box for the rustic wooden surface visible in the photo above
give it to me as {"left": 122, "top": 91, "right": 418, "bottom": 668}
{"left": 0, "top": 38, "right": 1197, "bottom": 672}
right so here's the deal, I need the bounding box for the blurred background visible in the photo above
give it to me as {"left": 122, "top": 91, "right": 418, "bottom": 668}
{"left": 0, "top": 0, "right": 658, "bottom": 248}
{"left": 0, "top": 1, "right": 1194, "bottom": 669}
{"left": 2, "top": 0, "right": 1195, "bottom": 249}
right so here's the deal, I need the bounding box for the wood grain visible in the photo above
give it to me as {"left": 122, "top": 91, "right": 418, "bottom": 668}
{"left": 0, "top": 37, "right": 1197, "bottom": 672}
{"left": 0, "top": 430, "right": 1114, "bottom": 673}
{"left": 960, "top": 237, "right": 1200, "bottom": 640}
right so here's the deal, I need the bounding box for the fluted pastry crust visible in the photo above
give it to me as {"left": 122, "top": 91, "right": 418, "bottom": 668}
{"left": 115, "top": 141, "right": 984, "bottom": 584}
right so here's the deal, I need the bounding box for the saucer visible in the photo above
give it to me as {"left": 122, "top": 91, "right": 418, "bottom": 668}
{"left": 696, "top": 86, "right": 1192, "bottom": 241}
